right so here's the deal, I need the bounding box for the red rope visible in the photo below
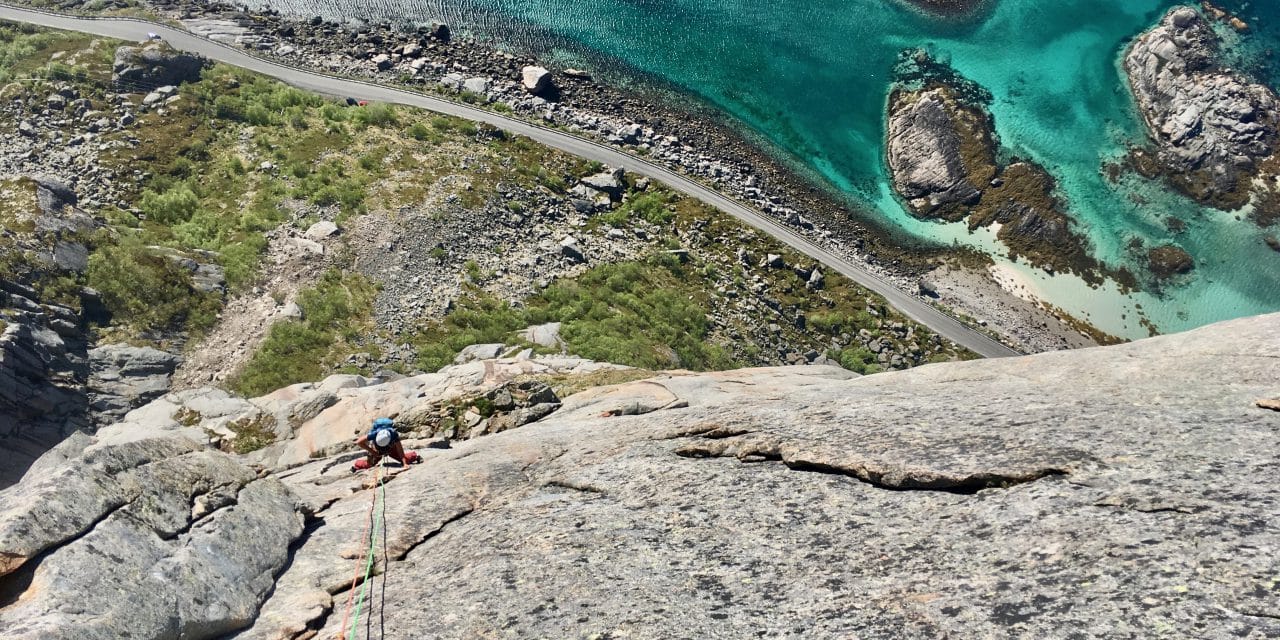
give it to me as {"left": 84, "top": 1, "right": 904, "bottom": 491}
{"left": 337, "top": 463, "right": 381, "bottom": 637}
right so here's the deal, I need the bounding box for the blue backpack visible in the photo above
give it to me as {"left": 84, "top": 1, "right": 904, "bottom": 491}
{"left": 368, "top": 418, "right": 397, "bottom": 449}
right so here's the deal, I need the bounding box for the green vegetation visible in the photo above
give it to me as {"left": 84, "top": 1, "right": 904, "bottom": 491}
{"left": 1, "top": 27, "right": 972, "bottom": 394}
{"left": 230, "top": 269, "right": 377, "bottom": 397}
{"left": 521, "top": 368, "right": 659, "bottom": 399}
{"left": 410, "top": 255, "right": 735, "bottom": 372}
{"left": 597, "top": 191, "right": 675, "bottom": 228}
{"left": 86, "top": 234, "right": 221, "bottom": 334}
{"left": 827, "top": 347, "right": 881, "bottom": 375}
{"left": 223, "top": 414, "right": 278, "bottom": 454}
{"left": 403, "top": 180, "right": 971, "bottom": 377}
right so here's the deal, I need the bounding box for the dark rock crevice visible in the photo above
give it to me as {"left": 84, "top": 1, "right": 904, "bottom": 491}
{"left": 541, "top": 478, "right": 608, "bottom": 496}
{"left": 233, "top": 513, "right": 333, "bottom": 640}
{"left": 675, "top": 438, "right": 1068, "bottom": 495}
{"left": 390, "top": 506, "right": 475, "bottom": 563}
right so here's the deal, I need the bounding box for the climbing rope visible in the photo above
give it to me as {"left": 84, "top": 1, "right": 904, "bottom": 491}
{"left": 338, "top": 459, "right": 388, "bottom": 640}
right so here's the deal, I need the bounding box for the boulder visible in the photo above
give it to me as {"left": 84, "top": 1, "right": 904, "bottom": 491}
{"left": 580, "top": 169, "right": 624, "bottom": 197}
{"left": 1148, "top": 244, "right": 1194, "bottom": 279}
{"left": 32, "top": 176, "right": 78, "bottom": 215}
{"left": 439, "top": 72, "right": 464, "bottom": 91}
{"left": 279, "top": 301, "right": 304, "bottom": 319}
{"left": 521, "top": 65, "right": 554, "bottom": 97}
{"left": 454, "top": 343, "right": 506, "bottom": 365}
{"left": 305, "top": 220, "right": 339, "bottom": 241}
{"left": 522, "top": 322, "right": 564, "bottom": 349}
{"left": 462, "top": 76, "right": 491, "bottom": 95}
{"left": 559, "top": 235, "right": 584, "bottom": 263}
{"left": 112, "top": 41, "right": 206, "bottom": 92}
{"left": 51, "top": 241, "right": 88, "bottom": 273}
{"left": 426, "top": 22, "right": 450, "bottom": 41}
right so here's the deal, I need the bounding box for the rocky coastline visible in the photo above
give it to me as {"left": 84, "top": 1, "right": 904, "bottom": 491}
{"left": 93, "top": 0, "right": 1102, "bottom": 353}
{"left": 1124, "top": 5, "right": 1280, "bottom": 227}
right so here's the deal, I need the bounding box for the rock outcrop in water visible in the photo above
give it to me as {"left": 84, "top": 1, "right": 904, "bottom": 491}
{"left": 2, "top": 313, "right": 1278, "bottom": 638}
{"left": 1125, "top": 6, "right": 1280, "bottom": 224}
{"left": 885, "top": 68, "right": 1112, "bottom": 283}
{"left": 886, "top": 88, "right": 982, "bottom": 216}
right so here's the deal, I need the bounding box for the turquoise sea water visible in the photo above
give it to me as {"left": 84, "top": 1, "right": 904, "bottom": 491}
{"left": 260, "top": 0, "right": 1280, "bottom": 337}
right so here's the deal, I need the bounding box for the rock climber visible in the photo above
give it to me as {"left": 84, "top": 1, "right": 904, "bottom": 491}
{"left": 352, "top": 417, "right": 421, "bottom": 471}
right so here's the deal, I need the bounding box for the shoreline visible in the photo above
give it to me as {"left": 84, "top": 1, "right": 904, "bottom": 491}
{"left": 25, "top": 0, "right": 1104, "bottom": 352}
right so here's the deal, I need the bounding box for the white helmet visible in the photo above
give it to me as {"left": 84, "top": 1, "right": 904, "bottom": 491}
{"left": 374, "top": 430, "right": 393, "bottom": 448}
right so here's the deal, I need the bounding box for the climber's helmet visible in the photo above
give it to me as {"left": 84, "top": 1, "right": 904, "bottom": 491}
{"left": 374, "top": 429, "right": 393, "bottom": 448}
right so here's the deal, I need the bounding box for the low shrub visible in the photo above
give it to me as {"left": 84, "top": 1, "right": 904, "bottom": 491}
{"left": 230, "top": 269, "right": 377, "bottom": 396}
{"left": 85, "top": 234, "right": 220, "bottom": 334}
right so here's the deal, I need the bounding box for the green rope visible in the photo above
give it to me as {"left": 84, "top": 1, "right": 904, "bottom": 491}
{"left": 346, "top": 463, "right": 387, "bottom": 640}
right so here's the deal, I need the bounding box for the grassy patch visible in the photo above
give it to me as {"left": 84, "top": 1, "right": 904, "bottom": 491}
{"left": 597, "top": 191, "right": 675, "bottom": 228}
{"left": 520, "top": 368, "right": 658, "bottom": 399}
{"left": 230, "top": 268, "right": 377, "bottom": 397}
{"left": 223, "top": 414, "right": 277, "bottom": 454}
{"left": 410, "top": 255, "right": 734, "bottom": 372}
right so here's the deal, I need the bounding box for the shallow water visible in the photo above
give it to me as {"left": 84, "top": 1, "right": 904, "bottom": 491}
{"left": 255, "top": 0, "right": 1280, "bottom": 337}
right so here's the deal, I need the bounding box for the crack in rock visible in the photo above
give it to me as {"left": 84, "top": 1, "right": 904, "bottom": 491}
{"left": 541, "top": 479, "right": 608, "bottom": 496}
{"left": 674, "top": 437, "right": 1067, "bottom": 495}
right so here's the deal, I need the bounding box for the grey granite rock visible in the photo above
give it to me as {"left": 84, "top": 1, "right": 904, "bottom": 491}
{"left": 112, "top": 41, "right": 206, "bottom": 92}
{"left": 235, "top": 313, "right": 1277, "bottom": 639}
{"left": 0, "top": 429, "right": 304, "bottom": 640}
{"left": 86, "top": 344, "right": 182, "bottom": 427}
{"left": 522, "top": 321, "right": 564, "bottom": 349}
{"left": 1125, "top": 7, "right": 1279, "bottom": 203}
{"left": 886, "top": 88, "right": 981, "bottom": 216}
{"left": 0, "top": 290, "right": 90, "bottom": 488}
{"left": 4, "top": 314, "right": 1278, "bottom": 639}
{"left": 521, "top": 65, "right": 554, "bottom": 97}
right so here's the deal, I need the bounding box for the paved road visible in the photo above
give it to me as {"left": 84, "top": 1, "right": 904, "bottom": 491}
{"left": 0, "top": 3, "right": 1021, "bottom": 357}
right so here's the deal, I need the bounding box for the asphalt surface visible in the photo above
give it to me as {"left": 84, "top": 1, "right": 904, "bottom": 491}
{"left": 0, "top": 3, "right": 1022, "bottom": 357}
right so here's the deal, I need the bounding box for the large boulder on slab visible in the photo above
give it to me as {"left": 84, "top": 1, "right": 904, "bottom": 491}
{"left": 521, "top": 65, "right": 554, "bottom": 97}
{"left": 112, "top": 41, "right": 206, "bottom": 92}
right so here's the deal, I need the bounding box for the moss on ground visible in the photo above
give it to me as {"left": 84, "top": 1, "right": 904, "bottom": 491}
{"left": 520, "top": 368, "right": 660, "bottom": 399}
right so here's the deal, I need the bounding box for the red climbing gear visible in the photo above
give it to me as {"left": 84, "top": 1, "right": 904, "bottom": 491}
{"left": 404, "top": 451, "right": 422, "bottom": 465}
{"left": 351, "top": 458, "right": 373, "bottom": 472}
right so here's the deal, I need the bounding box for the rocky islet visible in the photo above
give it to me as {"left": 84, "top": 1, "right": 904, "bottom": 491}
{"left": 1124, "top": 5, "right": 1280, "bottom": 220}
{"left": 885, "top": 66, "right": 1109, "bottom": 284}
